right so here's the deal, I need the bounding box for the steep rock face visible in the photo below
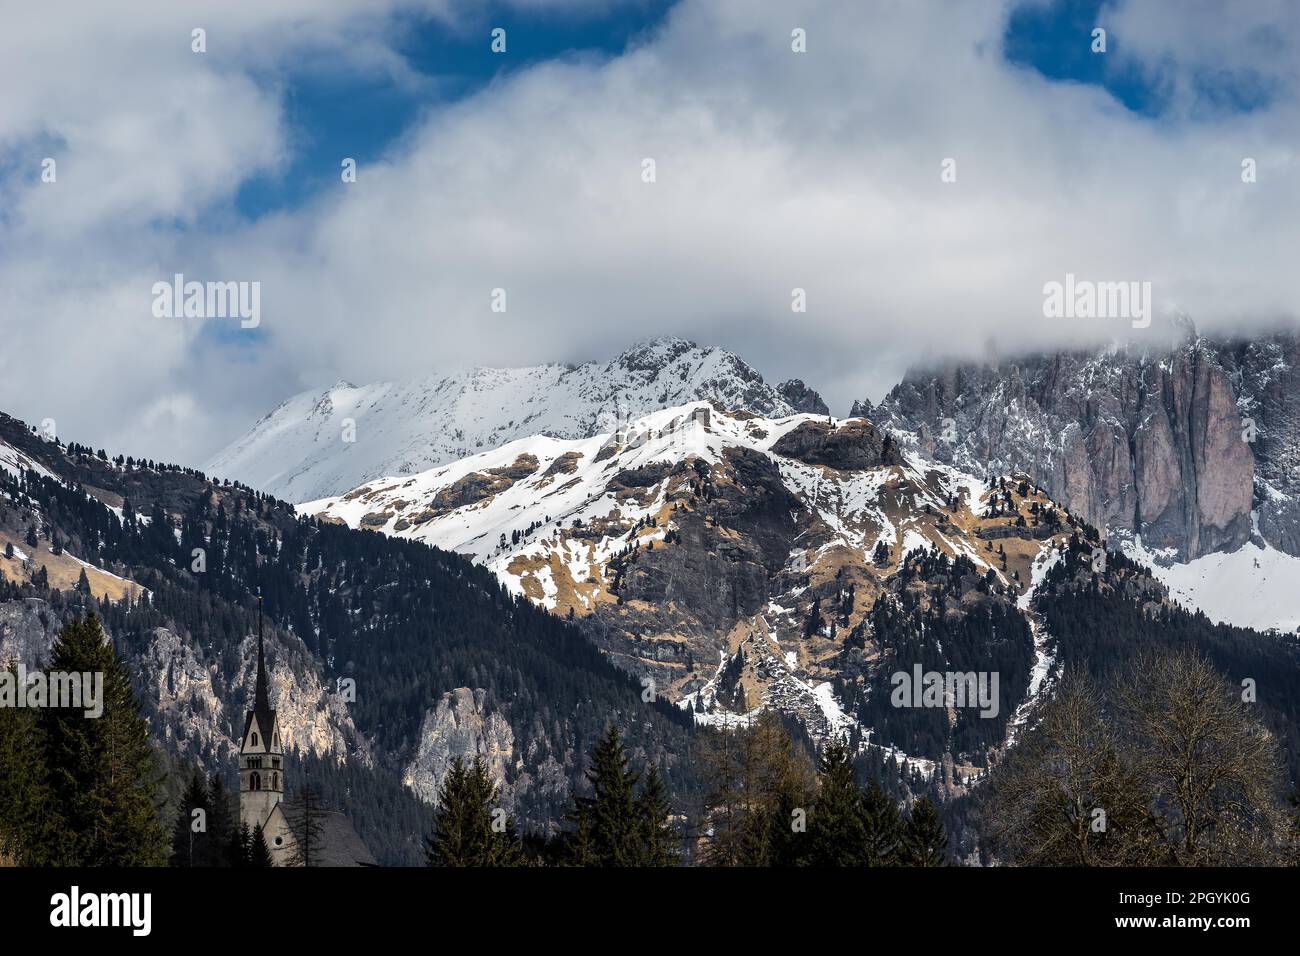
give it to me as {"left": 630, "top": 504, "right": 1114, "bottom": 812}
{"left": 135, "top": 625, "right": 231, "bottom": 764}
{"left": 402, "top": 687, "right": 515, "bottom": 808}
{"left": 232, "top": 632, "right": 360, "bottom": 767}
{"left": 0, "top": 598, "right": 59, "bottom": 669}
{"left": 868, "top": 338, "right": 1258, "bottom": 560}
{"left": 1222, "top": 334, "right": 1300, "bottom": 555}
{"left": 207, "top": 337, "right": 828, "bottom": 503}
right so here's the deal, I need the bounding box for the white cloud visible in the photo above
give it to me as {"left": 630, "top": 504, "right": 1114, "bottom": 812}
{"left": 2, "top": 0, "right": 1299, "bottom": 466}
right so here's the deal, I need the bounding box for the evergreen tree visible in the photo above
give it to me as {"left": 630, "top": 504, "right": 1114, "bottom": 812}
{"left": 206, "top": 774, "right": 236, "bottom": 867}
{"left": 571, "top": 725, "right": 642, "bottom": 866}
{"left": 635, "top": 764, "right": 677, "bottom": 866}
{"left": 248, "top": 824, "right": 273, "bottom": 867}
{"left": 426, "top": 756, "right": 524, "bottom": 867}
{"left": 0, "top": 674, "right": 64, "bottom": 865}
{"left": 808, "top": 741, "right": 868, "bottom": 866}
{"left": 899, "top": 796, "right": 948, "bottom": 866}
{"left": 230, "top": 822, "right": 252, "bottom": 867}
{"left": 169, "top": 769, "right": 212, "bottom": 867}
{"left": 561, "top": 802, "right": 597, "bottom": 867}
{"left": 861, "top": 778, "right": 902, "bottom": 866}
{"left": 40, "top": 614, "right": 167, "bottom": 865}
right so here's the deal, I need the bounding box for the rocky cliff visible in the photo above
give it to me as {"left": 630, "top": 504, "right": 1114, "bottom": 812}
{"left": 862, "top": 331, "right": 1300, "bottom": 560}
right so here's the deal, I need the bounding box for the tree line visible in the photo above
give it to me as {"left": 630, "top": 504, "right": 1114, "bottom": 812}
{"left": 424, "top": 716, "right": 949, "bottom": 867}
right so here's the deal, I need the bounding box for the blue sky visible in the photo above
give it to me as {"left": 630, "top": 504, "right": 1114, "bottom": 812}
{"left": 235, "top": 0, "right": 1206, "bottom": 221}
{"left": 236, "top": 1, "right": 677, "bottom": 218}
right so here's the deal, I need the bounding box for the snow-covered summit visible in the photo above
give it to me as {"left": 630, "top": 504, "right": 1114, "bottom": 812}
{"left": 205, "top": 338, "right": 826, "bottom": 503}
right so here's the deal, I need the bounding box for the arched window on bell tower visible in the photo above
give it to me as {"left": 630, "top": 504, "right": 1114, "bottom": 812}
{"left": 251, "top": 772, "right": 261, "bottom": 791}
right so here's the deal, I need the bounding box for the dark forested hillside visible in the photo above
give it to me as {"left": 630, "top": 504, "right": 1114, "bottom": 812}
{"left": 1035, "top": 536, "right": 1300, "bottom": 780}
{"left": 0, "top": 413, "right": 698, "bottom": 864}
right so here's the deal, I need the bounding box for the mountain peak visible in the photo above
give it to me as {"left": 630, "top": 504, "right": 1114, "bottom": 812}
{"left": 206, "top": 340, "right": 812, "bottom": 503}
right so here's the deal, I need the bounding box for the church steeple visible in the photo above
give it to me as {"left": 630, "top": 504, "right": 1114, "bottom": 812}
{"left": 252, "top": 595, "right": 273, "bottom": 740}
{"left": 240, "top": 593, "right": 286, "bottom": 858}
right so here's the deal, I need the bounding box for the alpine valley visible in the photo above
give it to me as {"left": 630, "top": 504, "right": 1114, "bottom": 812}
{"left": 5, "top": 333, "right": 1300, "bottom": 866}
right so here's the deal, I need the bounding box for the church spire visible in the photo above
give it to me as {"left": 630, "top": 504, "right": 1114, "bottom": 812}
{"left": 254, "top": 593, "right": 270, "bottom": 717}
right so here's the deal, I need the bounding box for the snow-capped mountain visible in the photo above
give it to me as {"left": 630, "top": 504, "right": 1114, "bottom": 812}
{"left": 206, "top": 338, "right": 828, "bottom": 504}
{"left": 304, "top": 399, "right": 1107, "bottom": 782}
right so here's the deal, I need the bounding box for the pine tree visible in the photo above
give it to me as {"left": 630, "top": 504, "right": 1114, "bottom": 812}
{"left": 170, "top": 769, "right": 212, "bottom": 867}
{"left": 230, "top": 822, "right": 252, "bottom": 867}
{"left": 861, "top": 778, "right": 902, "bottom": 865}
{"left": 808, "top": 741, "right": 868, "bottom": 866}
{"left": 566, "top": 725, "right": 643, "bottom": 865}
{"left": 899, "top": 796, "right": 948, "bottom": 866}
{"left": 40, "top": 614, "right": 167, "bottom": 865}
{"left": 248, "top": 824, "right": 273, "bottom": 866}
{"left": 426, "top": 756, "right": 523, "bottom": 867}
{"left": 0, "top": 674, "right": 65, "bottom": 865}
{"left": 562, "top": 802, "right": 597, "bottom": 867}
{"left": 206, "top": 774, "right": 236, "bottom": 867}
{"left": 635, "top": 764, "right": 677, "bottom": 866}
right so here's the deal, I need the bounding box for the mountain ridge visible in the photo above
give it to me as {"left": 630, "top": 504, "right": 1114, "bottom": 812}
{"left": 206, "top": 337, "right": 828, "bottom": 504}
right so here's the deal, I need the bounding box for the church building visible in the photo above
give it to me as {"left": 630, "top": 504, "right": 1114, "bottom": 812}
{"left": 238, "top": 598, "right": 377, "bottom": 866}
{"left": 239, "top": 601, "right": 293, "bottom": 864}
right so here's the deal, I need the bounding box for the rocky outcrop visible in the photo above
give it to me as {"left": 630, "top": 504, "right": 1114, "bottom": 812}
{"left": 135, "top": 626, "right": 230, "bottom": 763}
{"left": 0, "top": 600, "right": 360, "bottom": 772}
{"left": 0, "top": 598, "right": 59, "bottom": 669}
{"left": 867, "top": 335, "right": 1262, "bottom": 560}
{"left": 234, "top": 631, "right": 359, "bottom": 766}
{"left": 402, "top": 688, "right": 515, "bottom": 808}
{"left": 778, "top": 379, "right": 830, "bottom": 416}
{"left": 771, "top": 419, "right": 902, "bottom": 472}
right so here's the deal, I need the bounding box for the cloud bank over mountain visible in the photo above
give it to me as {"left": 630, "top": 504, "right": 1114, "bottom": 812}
{"left": 2, "top": 0, "right": 1299, "bottom": 464}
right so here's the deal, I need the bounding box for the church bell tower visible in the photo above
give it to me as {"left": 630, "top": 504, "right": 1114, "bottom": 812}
{"left": 240, "top": 595, "right": 287, "bottom": 857}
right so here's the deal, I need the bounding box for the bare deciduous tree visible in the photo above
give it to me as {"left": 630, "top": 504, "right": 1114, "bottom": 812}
{"left": 1116, "top": 649, "right": 1288, "bottom": 866}
{"left": 987, "top": 650, "right": 1291, "bottom": 866}
{"left": 986, "top": 670, "right": 1162, "bottom": 866}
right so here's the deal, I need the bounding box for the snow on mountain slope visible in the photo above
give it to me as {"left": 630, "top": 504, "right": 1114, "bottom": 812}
{"left": 0, "top": 436, "right": 56, "bottom": 480}
{"left": 304, "top": 402, "right": 811, "bottom": 578}
{"left": 206, "top": 338, "right": 826, "bottom": 503}
{"left": 304, "top": 399, "right": 1083, "bottom": 777}
{"left": 1123, "top": 535, "right": 1300, "bottom": 634}
{"left": 302, "top": 402, "right": 1013, "bottom": 609}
